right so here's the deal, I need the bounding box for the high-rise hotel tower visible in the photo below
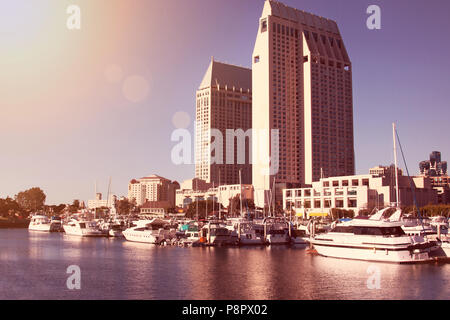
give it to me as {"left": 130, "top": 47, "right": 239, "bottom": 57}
{"left": 195, "top": 58, "right": 252, "bottom": 185}
{"left": 252, "top": 0, "right": 355, "bottom": 199}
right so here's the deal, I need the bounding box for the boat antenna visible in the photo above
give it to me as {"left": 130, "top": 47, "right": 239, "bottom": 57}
{"left": 394, "top": 125, "right": 427, "bottom": 239}
{"left": 392, "top": 123, "right": 400, "bottom": 209}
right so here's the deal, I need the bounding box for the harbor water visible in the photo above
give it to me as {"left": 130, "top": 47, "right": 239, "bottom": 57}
{"left": 0, "top": 229, "right": 449, "bottom": 300}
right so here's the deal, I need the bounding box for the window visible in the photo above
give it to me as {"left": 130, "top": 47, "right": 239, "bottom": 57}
{"left": 261, "top": 19, "right": 267, "bottom": 33}
{"left": 254, "top": 56, "right": 260, "bottom": 63}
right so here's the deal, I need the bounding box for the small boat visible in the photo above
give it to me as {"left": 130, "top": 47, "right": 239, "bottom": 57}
{"left": 200, "top": 222, "right": 232, "bottom": 246}
{"left": 29, "top": 215, "right": 60, "bottom": 232}
{"left": 108, "top": 224, "right": 125, "bottom": 238}
{"left": 266, "top": 222, "right": 289, "bottom": 245}
{"left": 290, "top": 223, "right": 310, "bottom": 245}
{"left": 238, "top": 222, "right": 265, "bottom": 245}
{"left": 63, "top": 219, "right": 106, "bottom": 237}
{"left": 122, "top": 219, "right": 176, "bottom": 244}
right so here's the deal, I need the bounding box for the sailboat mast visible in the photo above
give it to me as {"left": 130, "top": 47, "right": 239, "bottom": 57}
{"left": 239, "top": 169, "right": 243, "bottom": 218}
{"left": 218, "top": 170, "right": 221, "bottom": 220}
{"left": 392, "top": 123, "right": 400, "bottom": 208}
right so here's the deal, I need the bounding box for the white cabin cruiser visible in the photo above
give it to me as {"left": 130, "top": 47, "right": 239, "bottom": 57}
{"left": 311, "top": 218, "right": 439, "bottom": 263}
{"left": 29, "top": 215, "right": 60, "bottom": 232}
{"left": 122, "top": 219, "right": 176, "bottom": 244}
{"left": 266, "top": 222, "right": 289, "bottom": 245}
{"left": 63, "top": 219, "right": 106, "bottom": 237}
{"left": 200, "top": 222, "right": 232, "bottom": 246}
{"left": 238, "top": 222, "right": 265, "bottom": 245}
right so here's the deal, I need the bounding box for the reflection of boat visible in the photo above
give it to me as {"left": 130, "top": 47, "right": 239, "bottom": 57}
{"left": 63, "top": 219, "right": 106, "bottom": 237}
{"left": 29, "top": 215, "right": 60, "bottom": 232}
{"left": 122, "top": 219, "right": 176, "bottom": 244}
{"left": 311, "top": 218, "right": 438, "bottom": 263}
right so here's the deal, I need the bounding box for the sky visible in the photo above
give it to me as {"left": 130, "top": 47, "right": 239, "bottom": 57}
{"left": 1, "top": 0, "right": 449, "bottom": 205}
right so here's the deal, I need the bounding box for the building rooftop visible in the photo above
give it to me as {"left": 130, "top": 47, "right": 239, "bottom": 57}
{"left": 264, "top": 0, "right": 339, "bottom": 34}
{"left": 199, "top": 58, "right": 251, "bottom": 91}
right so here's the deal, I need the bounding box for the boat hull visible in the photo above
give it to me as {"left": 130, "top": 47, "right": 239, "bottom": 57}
{"left": 63, "top": 225, "right": 106, "bottom": 237}
{"left": 312, "top": 240, "right": 434, "bottom": 263}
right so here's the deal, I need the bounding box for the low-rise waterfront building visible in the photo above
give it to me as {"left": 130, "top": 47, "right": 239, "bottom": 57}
{"left": 87, "top": 193, "right": 116, "bottom": 210}
{"left": 283, "top": 171, "right": 438, "bottom": 217}
{"left": 176, "top": 181, "right": 254, "bottom": 209}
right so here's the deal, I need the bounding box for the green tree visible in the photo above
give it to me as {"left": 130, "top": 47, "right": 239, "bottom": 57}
{"left": 15, "top": 187, "right": 46, "bottom": 211}
{"left": 115, "top": 199, "right": 132, "bottom": 215}
{"left": 0, "top": 197, "right": 21, "bottom": 217}
{"left": 185, "top": 200, "right": 220, "bottom": 219}
{"left": 69, "top": 200, "right": 80, "bottom": 213}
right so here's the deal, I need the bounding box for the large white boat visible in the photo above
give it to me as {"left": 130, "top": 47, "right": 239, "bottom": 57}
{"left": 122, "top": 219, "right": 176, "bottom": 244}
{"left": 63, "top": 219, "right": 106, "bottom": 237}
{"left": 29, "top": 215, "right": 60, "bottom": 232}
{"left": 311, "top": 218, "right": 439, "bottom": 263}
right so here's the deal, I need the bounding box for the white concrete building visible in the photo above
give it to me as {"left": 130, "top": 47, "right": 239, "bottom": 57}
{"left": 128, "top": 174, "right": 179, "bottom": 206}
{"left": 176, "top": 184, "right": 254, "bottom": 209}
{"left": 283, "top": 173, "right": 437, "bottom": 217}
{"left": 252, "top": 1, "right": 355, "bottom": 207}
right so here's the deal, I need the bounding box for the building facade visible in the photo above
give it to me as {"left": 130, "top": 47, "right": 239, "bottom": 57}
{"left": 195, "top": 58, "right": 252, "bottom": 186}
{"left": 283, "top": 172, "right": 437, "bottom": 216}
{"left": 252, "top": 0, "right": 355, "bottom": 205}
{"left": 128, "top": 174, "right": 179, "bottom": 207}
{"left": 419, "top": 151, "right": 450, "bottom": 203}
{"left": 176, "top": 182, "right": 254, "bottom": 210}
{"left": 87, "top": 193, "right": 116, "bottom": 210}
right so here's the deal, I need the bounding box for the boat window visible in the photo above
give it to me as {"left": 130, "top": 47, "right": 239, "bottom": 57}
{"left": 332, "top": 226, "right": 353, "bottom": 233}
{"left": 79, "top": 223, "right": 86, "bottom": 229}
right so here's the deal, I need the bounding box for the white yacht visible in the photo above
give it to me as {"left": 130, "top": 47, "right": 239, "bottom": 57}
{"left": 63, "top": 219, "right": 106, "bottom": 237}
{"left": 108, "top": 224, "right": 125, "bottom": 238}
{"left": 238, "top": 222, "right": 265, "bottom": 245}
{"left": 290, "top": 223, "right": 310, "bottom": 245}
{"left": 266, "top": 222, "right": 289, "bottom": 245}
{"left": 29, "top": 215, "right": 60, "bottom": 232}
{"left": 122, "top": 219, "right": 176, "bottom": 244}
{"left": 200, "top": 222, "right": 232, "bottom": 246}
{"left": 311, "top": 218, "right": 439, "bottom": 263}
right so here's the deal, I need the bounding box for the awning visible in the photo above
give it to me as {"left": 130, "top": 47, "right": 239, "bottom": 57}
{"left": 308, "top": 212, "right": 328, "bottom": 217}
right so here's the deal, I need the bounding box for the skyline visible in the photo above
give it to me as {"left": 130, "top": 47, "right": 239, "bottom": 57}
{"left": 1, "top": 0, "right": 450, "bottom": 204}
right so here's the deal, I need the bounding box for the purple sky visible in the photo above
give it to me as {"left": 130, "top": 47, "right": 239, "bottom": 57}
{"left": 1, "top": 0, "right": 449, "bottom": 204}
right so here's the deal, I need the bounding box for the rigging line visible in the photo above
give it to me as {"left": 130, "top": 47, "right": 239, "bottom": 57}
{"left": 395, "top": 129, "right": 428, "bottom": 239}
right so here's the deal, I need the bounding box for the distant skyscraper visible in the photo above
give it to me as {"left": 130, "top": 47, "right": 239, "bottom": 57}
{"left": 252, "top": 0, "right": 355, "bottom": 200}
{"left": 195, "top": 58, "right": 252, "bottom": 185}
{"left": 420, "top": 151, "right": 447, "bottom": 176}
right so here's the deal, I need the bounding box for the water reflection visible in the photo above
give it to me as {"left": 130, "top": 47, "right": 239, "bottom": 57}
{"left": 0, "top": 229, "right": 449, "bottom": 299}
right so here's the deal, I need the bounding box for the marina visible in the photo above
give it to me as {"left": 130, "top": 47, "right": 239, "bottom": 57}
{"left": 0, "top": 228, "right": 449, "bottom": 300}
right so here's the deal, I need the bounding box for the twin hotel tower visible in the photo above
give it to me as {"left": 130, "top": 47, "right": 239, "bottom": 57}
{"left": 194, "top": 0, "right": 354, "bottom": 206}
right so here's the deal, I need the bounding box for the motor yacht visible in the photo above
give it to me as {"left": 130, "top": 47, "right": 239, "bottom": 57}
{"left": 266, "top": 222, "right": 289, "bottom": 245}
{"left": 200, "top": 222, "right": 232, "bottom": 246}
{"left": 29, "top": 215, "right": 60, "bottom": 232}
{"left": 63, "top": 219, "right": 106, "bottom": 237}
{"left": 311, "top": 218, "right": 439, "bottom": 263}
{"left": 122, "top": 219, "right": 176, "bottom": 244}
{"left": 238, "top": 222, "right": 265, "bottom": 245}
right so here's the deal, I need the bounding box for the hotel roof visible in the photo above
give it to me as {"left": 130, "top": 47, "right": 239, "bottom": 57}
{"left": 264, "top": 0, "right": 340, "bottom": 35}
{"left": 199, "top": 58, "right": 251, "bottom": 91}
